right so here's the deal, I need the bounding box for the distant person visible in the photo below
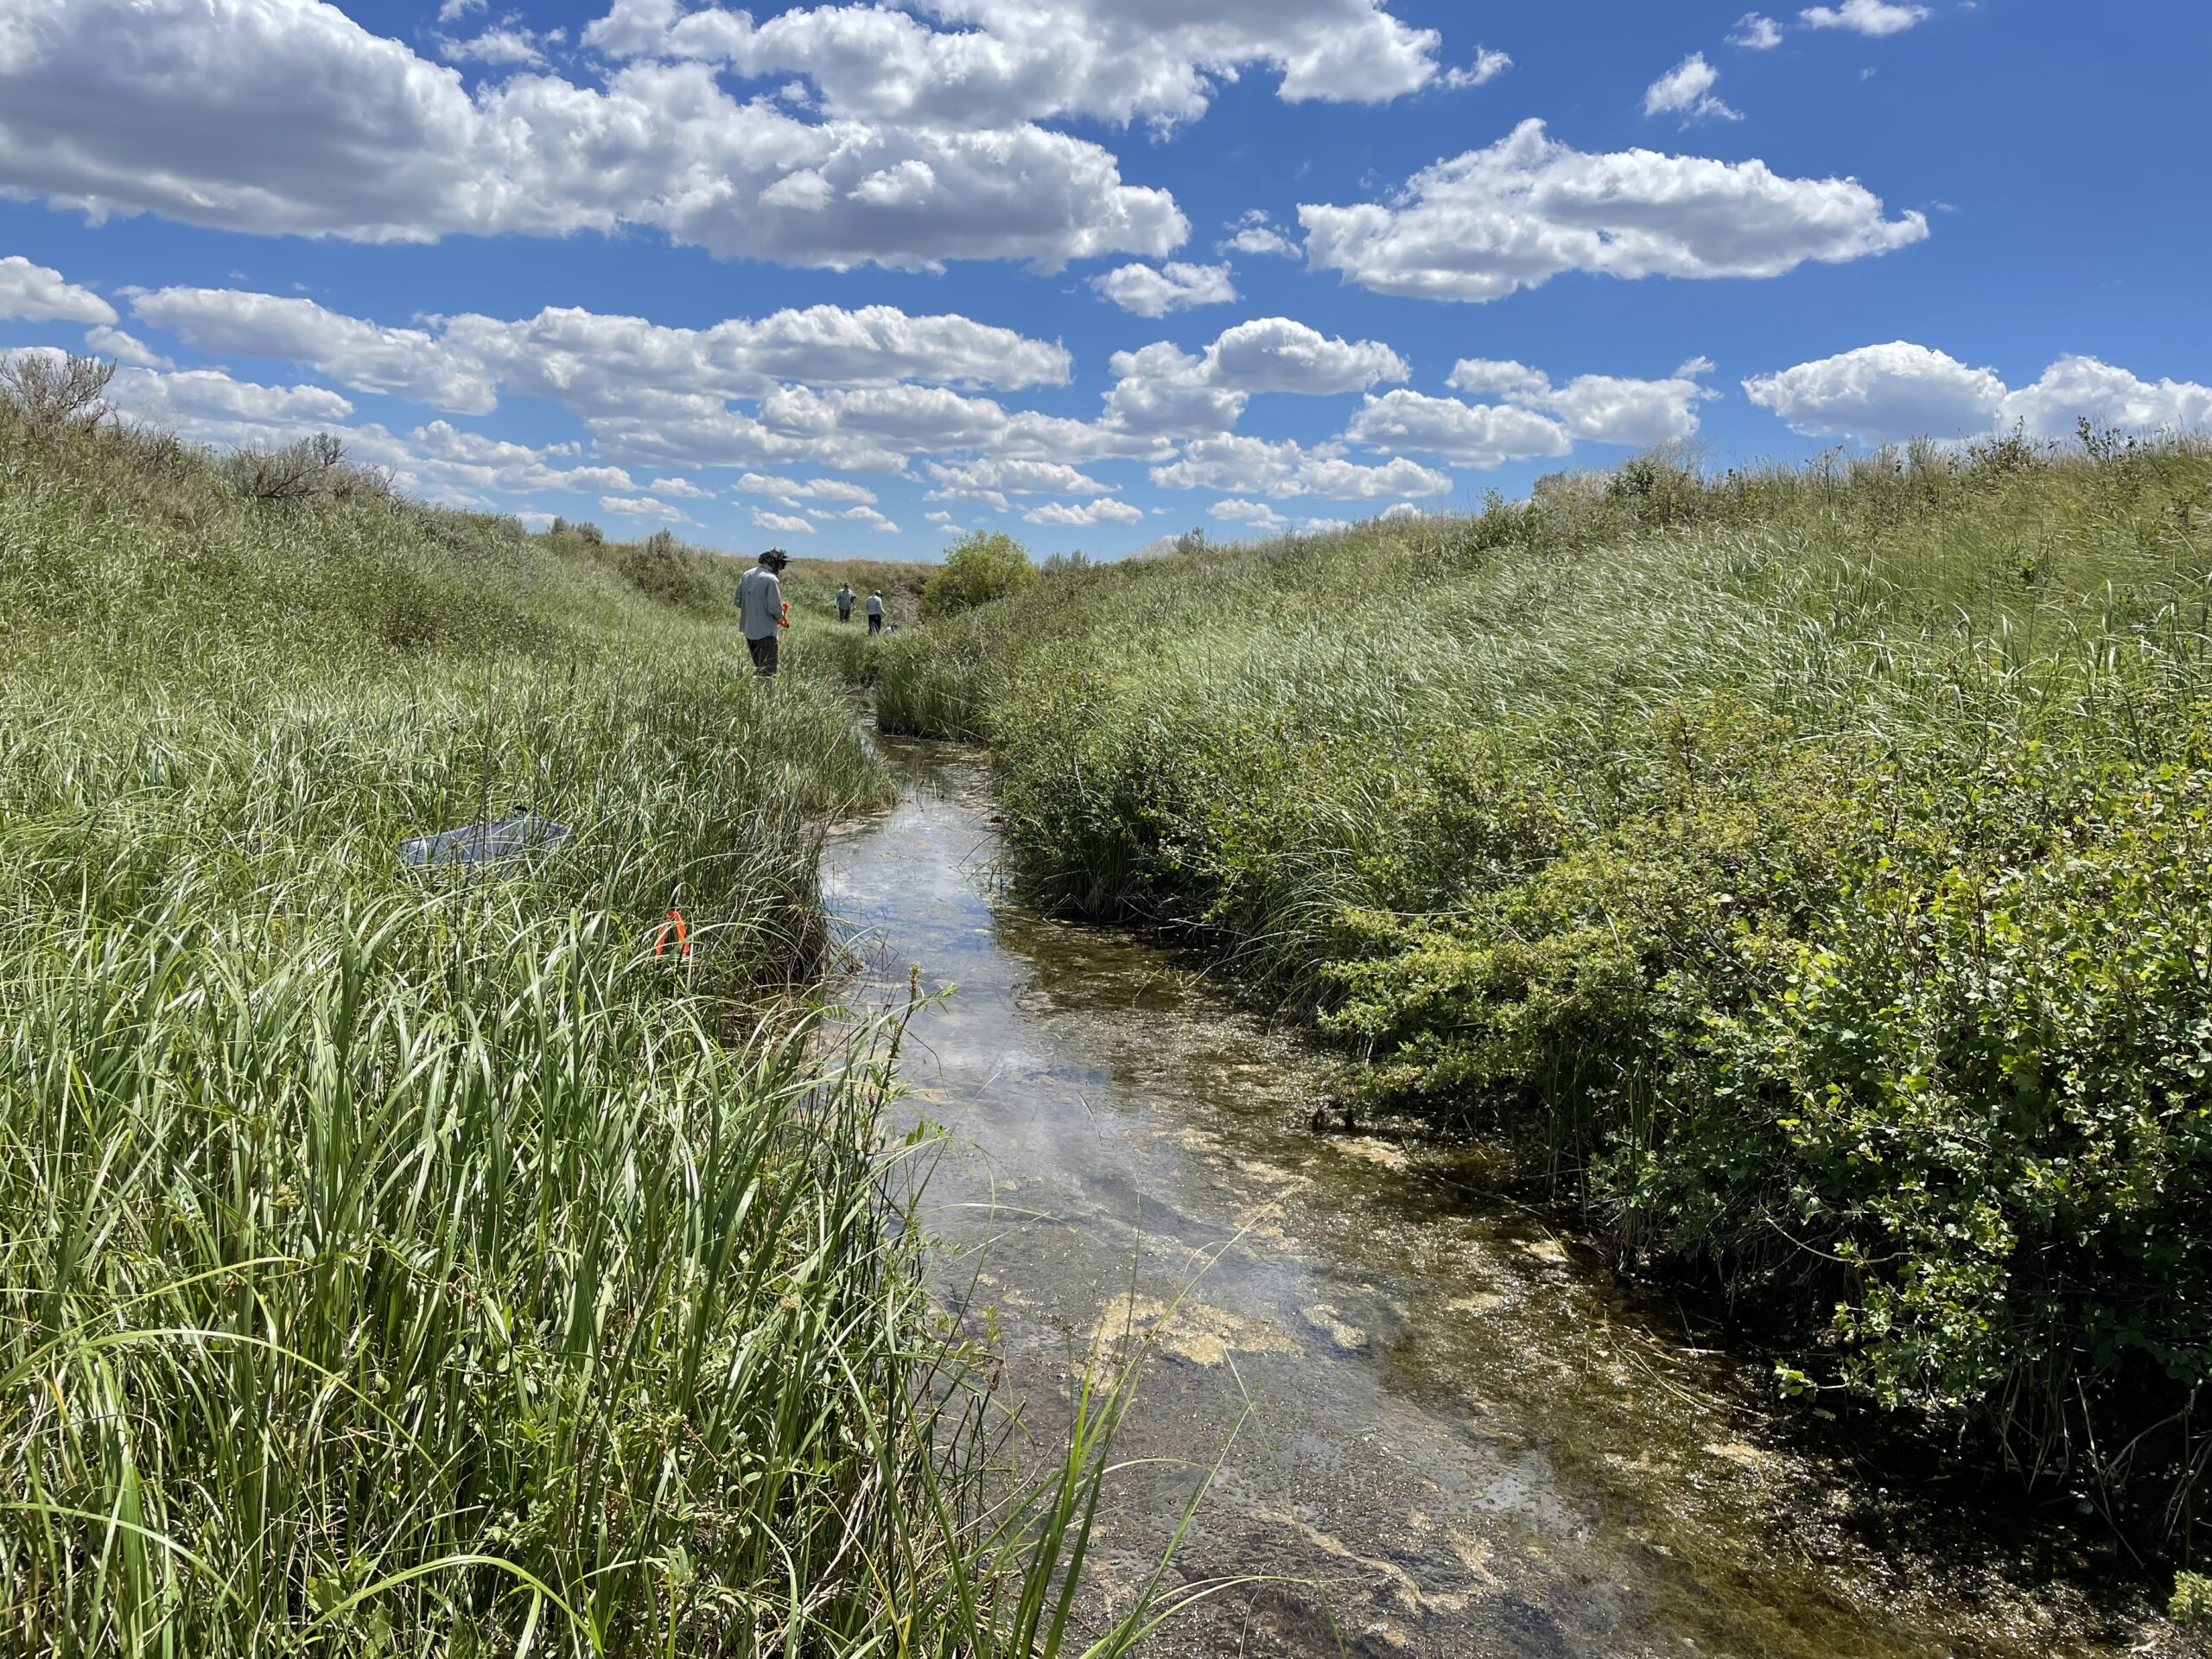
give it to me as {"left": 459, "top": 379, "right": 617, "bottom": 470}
{"left": 736, "top": 548, "right": 791, "bottom": 677}
{"left": 836, "top": 581, "right": 855, "bottom": 623}
{"left": 866, "top": 589, "right": 885, "bottom": 634}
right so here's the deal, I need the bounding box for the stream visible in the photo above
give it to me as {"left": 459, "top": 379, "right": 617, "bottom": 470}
{"left": 822, "top": 739, "right": 2161, "bottom": 1659}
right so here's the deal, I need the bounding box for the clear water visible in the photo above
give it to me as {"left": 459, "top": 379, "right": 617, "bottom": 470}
{"left": 823, "top": 741, "right": 2164, "bottom": 1659}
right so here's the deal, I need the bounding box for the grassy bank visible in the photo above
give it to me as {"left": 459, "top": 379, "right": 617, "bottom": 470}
{"left": 874, "top": 434, "right": 2212, "bottom": 1544}
{"left": 0, "top": 391, "right": 1131, "bottom": 1651}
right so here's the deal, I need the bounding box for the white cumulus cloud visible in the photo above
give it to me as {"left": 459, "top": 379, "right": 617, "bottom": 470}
{"left": 1220, "top": 211, "right": 1302, "bottom": 259}
{"left": 406, "top": 420, "right": 637, "bottom": 493}
{"left": 128, "top": 288, "right": 499, "bottom": 413}
{"left": 926, "top": 458, "right": 1116, "bottom": 499}
{"left": 1101, "top": 317, "right": 1408, "bottom": 437}
{"left": 111, "top": 365, "right": 353, "bottom": 429}
{"left": 114, "top": 284, "right": 1073, "bottom": 478}
{"left": 1643, "top": 54, "right": 1740, "bottom": 124}
{"left": 1152, "top": 434, "right": 1449, "bottom": 500}
{"left": 600, "top": 493, "right": 696, "bottom": 523}
{"left": 0, "top": 254, "right": 116, "bottom": 324}
{"left": 1800, "top": 0, "right": 1930, "bottom": 36}
{"left": 2003, "top": 357, "right": 2212, "bottom": 439}
{"left": 1742, "top": 342, "right": 2007, "bottom": 441}
{"left": 583, "top": 0, "right": 1454, "bottom": 127}
{"left": 435, "top": 25, "right": 563, "bottom": 69}
{"left": 1344, "top": 391, "right": 1573, "bottom": 467}
{"left": 1205, "top": 497, "right": 1357, "bottom": 536}
{"left": 817, "top": 503, "right": 900, "bottom": 532}
{"left": 1730, "top": 13, "right": 1786, "bottom": 48}
{"left": 1299, "top": 118, "right": 1927, "bottom": 302}
{"left": 752, "top": 508, "right": 815, "bottom": 535}
{"left": 735, "top": 473, "right": 879, "bottom": 505}
{"left": 1022, "top": 498, "right": 1146, "bottom": 527}
{"left": 0, "top": 0, "right": 1185, "bottom": 271}
{"left": 1091, "top": 262, "right": 1238, "bottom": 318}
{"left": 1349, "top": 358, "right": 1717, "bottom": 465}
{"left": 1745, "top": 342, "right": 2212, "bottom": 444}
{"left": 84, "top": 326, "right": 172, "bottom": 369}
{"left": 1441, "top": 48, "right": 1513, "bottom": 90}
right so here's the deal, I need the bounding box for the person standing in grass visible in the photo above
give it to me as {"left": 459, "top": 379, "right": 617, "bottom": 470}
{"left": 836, "top": 581, "right": 855, "bottom": 623}
{"left": 737, "top": 548, "right": 790, "bottom": 677}
{"left": 867, "top": 589, "right": 886, "bottom": 634}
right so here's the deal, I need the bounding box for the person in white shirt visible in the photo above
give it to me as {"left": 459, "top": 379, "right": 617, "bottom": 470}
{"left": 866, "top": 590, "right": 885, "bottom": 634}
{"left": 736, "top": 549, "right": 790, "bottom": 676}
{"left": 836, "top": 582, "right": 855, "bottom": 623}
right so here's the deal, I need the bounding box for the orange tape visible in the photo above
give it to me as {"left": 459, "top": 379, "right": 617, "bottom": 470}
{"left": 655, "top": 908, "right": 691, "bottom": 959}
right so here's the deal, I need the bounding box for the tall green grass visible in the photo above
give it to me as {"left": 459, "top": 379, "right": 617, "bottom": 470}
{"left": 874, "top": 433, "right": 2212, "bottom": 1545}
{"left": 0, "top": 399, "right": 1156, "bottom": 1652}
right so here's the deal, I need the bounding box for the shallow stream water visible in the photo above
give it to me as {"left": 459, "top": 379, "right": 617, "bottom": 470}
{"left": 822, "top": 740, "right": 2166, "bottom": 1659}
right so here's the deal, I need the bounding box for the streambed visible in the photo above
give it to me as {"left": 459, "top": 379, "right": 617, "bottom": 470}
{"left": 822, "top": 740, "right": 2164, "bottom": 1659}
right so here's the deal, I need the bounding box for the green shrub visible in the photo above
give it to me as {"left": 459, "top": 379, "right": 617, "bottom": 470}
{"left": 921, "top": 529, "right": 1037, "bottom": 618}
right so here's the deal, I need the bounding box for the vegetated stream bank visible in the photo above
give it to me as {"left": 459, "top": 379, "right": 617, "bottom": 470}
{"left": 871, "top": 437, "right": 2212, "bottom": 1598}
{"left": 0, "top": 385, "right": 1116, "bottom": 1654}
{"left": 825, "top": 739, "right": 2177, "bottom": 1659}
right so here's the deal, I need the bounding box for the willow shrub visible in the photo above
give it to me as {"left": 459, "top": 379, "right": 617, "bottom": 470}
{"left": 872, "top": 434, "right": 2212, "bottom": 1535}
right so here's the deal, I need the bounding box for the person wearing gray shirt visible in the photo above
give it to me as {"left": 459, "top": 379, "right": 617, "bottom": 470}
{"left": 836, "top": 582, "right": 855, "bottom": 622}
{"left": 736, "top": 549, "right": 789, "bottom": 677}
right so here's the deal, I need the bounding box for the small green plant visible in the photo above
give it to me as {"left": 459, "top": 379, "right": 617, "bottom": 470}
{"left": 2172, "top": 1572, "right": 2212, "bottom": 1637}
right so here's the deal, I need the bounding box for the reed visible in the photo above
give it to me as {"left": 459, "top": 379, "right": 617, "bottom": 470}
{"left": 0, "top": 390, "right": 1171, "bottom": 1654}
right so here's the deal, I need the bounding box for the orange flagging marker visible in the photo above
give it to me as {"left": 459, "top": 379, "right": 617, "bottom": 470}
{"left": 655, "top": 908, "right": 691, "bottom": 959}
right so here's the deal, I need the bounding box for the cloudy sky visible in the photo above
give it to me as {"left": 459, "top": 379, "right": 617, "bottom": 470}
{"left": 1, "top": 0, "right": 2203, "bottom": 556}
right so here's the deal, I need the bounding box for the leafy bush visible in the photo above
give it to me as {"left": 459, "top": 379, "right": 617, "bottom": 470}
{"left": 921, "top": 529, "right": 1037, "bottom": 618}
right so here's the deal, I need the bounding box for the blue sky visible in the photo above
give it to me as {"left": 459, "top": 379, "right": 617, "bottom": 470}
{"left": 1, "top": 0, "right": 2205, "bottom": 560}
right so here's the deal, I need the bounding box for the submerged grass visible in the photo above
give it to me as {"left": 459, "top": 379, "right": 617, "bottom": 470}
{"left": 874, "top": 432, "right": 2212, "bottom": 1549}
{"left": 0, "top": 397, "right": 1168, "bottom": 1652}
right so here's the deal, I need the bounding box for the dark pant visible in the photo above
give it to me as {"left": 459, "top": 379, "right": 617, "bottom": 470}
{"left": 868, "top": 614, "right": 882, "bottom": 634}
{"left": 838, "top": 607, "right": 852, "bottom": 622}
{"left": 747, "top": 632, "right": 779, "bottom": 677}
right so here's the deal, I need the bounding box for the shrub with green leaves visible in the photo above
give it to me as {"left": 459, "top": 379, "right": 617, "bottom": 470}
{"left": 920, "top": 530, "right": 1038, "bottom": 619}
